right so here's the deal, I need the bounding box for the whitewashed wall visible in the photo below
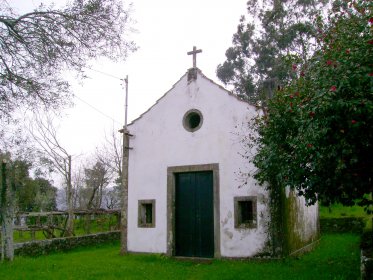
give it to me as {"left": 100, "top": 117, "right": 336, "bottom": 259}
{"left": 126, "top": 70, "right": 272, "bottom": 257}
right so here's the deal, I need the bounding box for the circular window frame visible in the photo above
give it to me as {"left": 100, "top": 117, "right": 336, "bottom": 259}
{"left": 183, "top": 109, "right": 203, "bottom": 132}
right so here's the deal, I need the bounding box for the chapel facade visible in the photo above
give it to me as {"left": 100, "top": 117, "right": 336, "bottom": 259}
{"left": 125, "top": 51, "right": 319, "bottom": 258}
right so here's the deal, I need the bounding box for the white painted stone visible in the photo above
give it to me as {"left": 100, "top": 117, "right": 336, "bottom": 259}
{"left": 126, "top": 69, "right": 318, "bottom": 257}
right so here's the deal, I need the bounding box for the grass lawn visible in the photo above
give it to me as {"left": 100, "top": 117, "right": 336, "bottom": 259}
{"left": 0, "top": 234, "right": 360, "bottom": 280}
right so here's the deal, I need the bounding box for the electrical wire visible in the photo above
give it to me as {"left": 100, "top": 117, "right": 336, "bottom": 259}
{"left": 84, "top": 66, "right": 124, "bottom": 81}
{"left": 70, "top": 66, "right": 125, "bottom": 125}
{"left": 74, "top": 95, "right": 122, "bottom": 125}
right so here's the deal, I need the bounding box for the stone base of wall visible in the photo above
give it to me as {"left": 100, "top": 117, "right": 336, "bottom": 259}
{"left": 320, "top": 218, "right": 365, "bottom": 233}
{"left": 361, "top": 250, "right": 373, "bottom": 280}
{"left": 361, "top": 229, "right": 373, "bottom": 280}
{"left": 13, "top": 231, "right": 120, "bottom": 257}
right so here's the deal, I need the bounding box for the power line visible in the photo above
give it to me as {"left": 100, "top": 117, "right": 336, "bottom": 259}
{"left": 84, "top": 66, "right": 124, "bottom": 81}
{"left": 74, "top": 95, "right": 122, "bottom": 125}
{"left": 74, "top": 66, "right": 125, "bottom": 124}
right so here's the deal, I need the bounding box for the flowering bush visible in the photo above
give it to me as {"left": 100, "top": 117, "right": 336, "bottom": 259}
{"left": 254, "top": 0, "right": 372, "bottom": 211}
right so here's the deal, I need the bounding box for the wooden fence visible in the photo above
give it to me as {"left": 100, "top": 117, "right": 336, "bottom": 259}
{"left": 3, "top": 209, "right": 121, "bottom": 243}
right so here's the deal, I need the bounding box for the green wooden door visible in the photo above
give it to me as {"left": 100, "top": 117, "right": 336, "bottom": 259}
{"left": 175, "top": 171, "right": 214, "bottom": 258}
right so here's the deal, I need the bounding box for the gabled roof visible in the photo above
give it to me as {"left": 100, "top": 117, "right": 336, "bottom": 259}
{"left": 128, "top": 68, "right": 257, "bottom": 126}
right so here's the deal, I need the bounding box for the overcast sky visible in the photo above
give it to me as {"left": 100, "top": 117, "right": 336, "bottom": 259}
{"left": 11, "top": 0, "right": 248, "bottom": 157}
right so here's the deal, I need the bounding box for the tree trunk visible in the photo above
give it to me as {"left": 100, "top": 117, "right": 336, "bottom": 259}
{"left": 2, "top": 203, "right": 14, "bottom": 261}
{"left": 0, "top": 161, "right": 15, "bottom": 261}
{"left": 87, "top": 185, "right": 98, "bottom": 210}
{"left": 66, "top": 155, "right": 74, "bottom": 236}
{"left": 98, "top": 183, "right": 103, "bottom": 209}
{"left": 0, "top": 160, "right": 6, "bottom": 261}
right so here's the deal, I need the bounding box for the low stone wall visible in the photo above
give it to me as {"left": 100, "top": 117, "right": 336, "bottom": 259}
{"left": 361, "top": 251, "right": 373, "bottom": 280}
{"left": 320, "top": 217, "right": 365, "bottom": 234}
{"left": 13, "top": 231, "right": 120, "bottom": 257}
{"left": 360, "top": 230, "right": 373, "bottom": 280}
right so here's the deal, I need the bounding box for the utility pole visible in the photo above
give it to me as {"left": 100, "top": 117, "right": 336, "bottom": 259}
{"left": 120, "top": 75, "right": 130, "bottom": 255}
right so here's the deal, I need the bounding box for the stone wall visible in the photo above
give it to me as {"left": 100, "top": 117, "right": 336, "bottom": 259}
{"left": 361, "top": 229, "right": 373, "bottom": 280}
{"left": 12, "top": 231, "right": 120, "bottom": 257}
{"left": 320, "top": 217, "right": 365, "bottom": 233}
{"left": 282, "top": 189, "right": 320, "bottom": 256}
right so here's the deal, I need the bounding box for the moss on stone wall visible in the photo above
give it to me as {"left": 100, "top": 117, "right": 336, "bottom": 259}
{"left": 267, "top": 186, "right": 285, "bottom": 257}
{"left": 283, "top": 189, "right": 320, "bottom": 255}
{"left": 267, "top": 186, "right": 320, "bottom": 257}
{"left": 283, "top": 190, "right": 306, "bottom": 255}
{"left": 12, "top": 231, "right": 120, "bottom": 257}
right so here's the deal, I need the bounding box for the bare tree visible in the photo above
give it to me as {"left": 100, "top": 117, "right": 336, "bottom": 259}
{"left": 84, "top": 160, "right": 111, "bottom": 210}
{"left": 0, "top": 0, "right": 136, "bottom": 120}
{"left": 93, "top": 127, "right": 123, "bottom": 210}
{"left": 96, "top": 127, "right": 123, "bottom": 181}
{"left": 28, "top": 114, "right": 74, "bottom": 236}
{"left": 71, "top": 165, "right": 85, "bottom": 209}
{"left": 103, "top": 186, "right": 121, "bottom": 209}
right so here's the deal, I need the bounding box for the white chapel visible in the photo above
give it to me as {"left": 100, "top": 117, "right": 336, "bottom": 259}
{"left": 125, "top": 47, "right": 319, "bottom": 258}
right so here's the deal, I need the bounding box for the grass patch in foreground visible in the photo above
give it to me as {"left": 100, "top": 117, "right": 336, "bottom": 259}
{"left": 0, "top": 234, "right": 360, "bottom": 280}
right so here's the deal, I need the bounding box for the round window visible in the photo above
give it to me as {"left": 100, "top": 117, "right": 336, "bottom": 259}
{"left": 183, "top": 109, "right": 203, "bottom": 132}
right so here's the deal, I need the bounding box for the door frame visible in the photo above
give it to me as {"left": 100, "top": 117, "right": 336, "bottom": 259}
{"left": 167, "top": 163, "right": 220, "bottom": 258}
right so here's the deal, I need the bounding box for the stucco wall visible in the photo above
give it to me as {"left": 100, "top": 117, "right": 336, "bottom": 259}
{"left": 128, "top": 70, "right": 268, "bottom": 257}
{"left": 126, "top": 70, "right": 271, "bottom": 257}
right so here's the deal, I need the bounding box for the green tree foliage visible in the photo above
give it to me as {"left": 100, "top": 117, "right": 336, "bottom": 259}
{"left": 217, "top": 0, "right": 330, "bottom": 104}
{"left": 0, "top": 154, "right": 57, "bottom": 212}
{"left": 254, "top": 0, "right": 373, "bottom": 210}
{"left": 17, "top": 177, "right": 57, "bottom": 212}
{"left": 0, "top": 0, "right": 136, "bottom": 120}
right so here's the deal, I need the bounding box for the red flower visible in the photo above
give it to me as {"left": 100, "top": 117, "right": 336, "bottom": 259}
{"left": 351, "top": 120, "right": 357, "bottom": 124}
{"left": 326, "top": 60, "right": 333, "bottom": 66}
{"left": 330, "top": 85, "right": 337, "bottom": 92}
{"left": 368, "top": 73, "right": 373, "bottom": 77}
{"left": 292, "top": 64, "right": 297, "bottom": 71}
{"left": 300, "top": 71, "right": 305, "bottom": 77}
{"left": 345, "top": 49, "right": 350, "bottom": 54}
{"left": 369, "top": 17, "right": 373, "bottom": 24}
{"left": 368, "top": 40, "right": 373, "bottom": 45}
{"left": 289, "top": 95, "right": 294, "bottom": 99}
{"left": 307, "top": 144, "right": 313, "bottom": 148}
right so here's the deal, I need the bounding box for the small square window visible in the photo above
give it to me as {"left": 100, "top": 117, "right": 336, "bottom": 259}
{"left": 234, "top": 196, "right": 257, "bottom": 229}
{"left": 138, "top": 200, "right": 155, "bottom": 228}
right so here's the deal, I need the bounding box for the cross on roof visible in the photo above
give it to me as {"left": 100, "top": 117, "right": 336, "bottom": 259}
{"left": 187, "top": 46, "right": 202, "bottom": 68}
